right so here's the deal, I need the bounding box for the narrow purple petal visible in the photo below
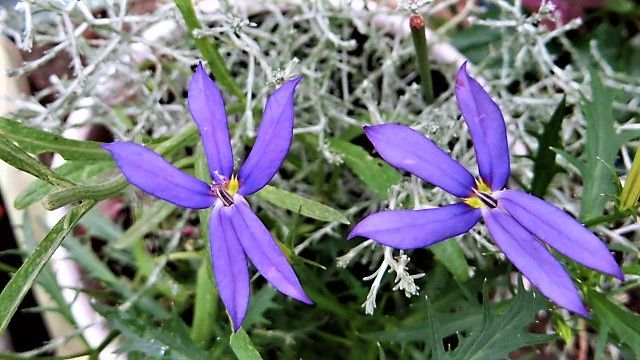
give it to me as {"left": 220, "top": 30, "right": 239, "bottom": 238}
{"left": 237, "top": 77, "right": 303, "bottom": 196}
{"left": 211, "top": 205, "right": 251, "bottom": 331}
{"left": 348, "top": 203, "right": 481, "bottom": 249}
{"left": 483, "top": 208, "right": 588, "bottom": 317}
{"left": 227, "top": 197, "right": 312, "bottom": 304}
{"left": 498, "top": 190, "right": 624, "bottom": 280}
{"left": 363, "top": 124, "right": 476, "bottom": 198}
{"left": 455, "top": 63, "right": 510, "bottom": 190}
{"left": 102, "top": 142, "right": 213, "bottom": 209}
{"left": 188, "top": 62, "right": 234, "bottom": 179}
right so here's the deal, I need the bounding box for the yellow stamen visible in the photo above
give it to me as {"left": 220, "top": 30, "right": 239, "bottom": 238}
{"left": 475, "top": 178, "right": 491, "bottom": 193}
{"left": 464, "top": 178, "right": 495, "bottom": 209}
{"left": 227, "top": 175, "right": 239, "bottom": 195}
{"left": 464, "top": 196, "right": 484, "bottom": 209}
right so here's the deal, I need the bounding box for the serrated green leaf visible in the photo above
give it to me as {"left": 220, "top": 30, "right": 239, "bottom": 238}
{"left": 530, "top": 96, "right": 566, "bottom": 197}
{"left": 425, "top": 296, "right": 449, "bottom": 359}
{"left": 0, "top": 117, "right": 110, "bottom": 160}
{"left": 450, "top": 284, "right": 553, "bottom": 360}
{"left": 329, "top": 135, "right": 401, "bottom": 200}
{"left": 230, "top": 328, "right": 263, "bottom": 360}
{"left": 257, "top": 185, "right": 349, "bottom": 224}
{"left": 579, "top": 71, "right": 619, "bottom": 220}
{"left": 15, "top": 160, "right": 114, "bottom": 209}
{"left": 94, "top": 304, "right": 211, "bottom": 360}
{"left": 590, "top": 291, "right": 640, "bottom": 357}
{"left": 0, "top": 200, "right": 95, "bottom": 335}
{"left": 431, "top": 241, "right": 469, "bottom": 282}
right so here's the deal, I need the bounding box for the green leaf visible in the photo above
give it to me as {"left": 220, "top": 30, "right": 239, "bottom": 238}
{"left": 450, "top": 284, "right": 554, "bottom": 360}
{"left": 328, "top": 138, "right": 401, "bottom": 199}
{"left": 430, "top": 241, "right": 469, "bottom": 282}
{"left": 0, "top": 200, "right": 95, "bottom": 335}
{"left": 230, "top": 328, "right": 263, "bottom": 360}
{"left": 94, "top": 304, "right": 211, "bottom": 359}
{"left": 425, "top": 296, "right": 448, "bottom": 359}
{"left": 0, "top": 117, "right": 110, "bottom": 160}
{"left": 530, "top": 96, "right": 566, "bottom": 197}
{"left": 0, "top": 133, "right": 74, "bottom": 188}
{"left": 257, "top": 185, "right": 349, "bottom": 224}
{"left": 579, "top": 71, "right": 619, "bottom": 220}
{"left": 113, "top": 201, "right": 176, "bottom": 249}
{"left": 589, "top": 291, "right": 640, "bottom": 357}
{"left": 190, "top": 255, "right": 217, "bottom": 347}
{"left": 15, "top": 160, "right": 113, "bottom": 209}
{"left": 619, "top": 146, "right": 640, "bottom": 210}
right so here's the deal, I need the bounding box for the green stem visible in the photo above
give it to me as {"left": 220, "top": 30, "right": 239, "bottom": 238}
{"left": 410, "top": 14, "right": 434, "bottom": 104}
{"left": 41, "top": 175, "right": 128, "bottom": 211}
{"left": 174, "top": 0, "right": 245, "bottom": 104}
{"left": 0, "top": 133, "right": 74, "bottom": 188}
{"left": 582, "top": 208, "right": 636, "bottom": 227}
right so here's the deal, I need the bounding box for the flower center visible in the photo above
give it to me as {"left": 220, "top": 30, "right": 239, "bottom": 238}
{"left": 210, "top": 174, "right": 240, "bottom": 207}
{"left": 464, "top": 179, "right": 498, "bottom": 209}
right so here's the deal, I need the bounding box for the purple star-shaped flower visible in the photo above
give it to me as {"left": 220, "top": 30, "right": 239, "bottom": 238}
{"left": 348, "top": 63, "right": 623, "bottom": 316}
{"left": 102, "top": 63, "right": 312, "bottom": 330}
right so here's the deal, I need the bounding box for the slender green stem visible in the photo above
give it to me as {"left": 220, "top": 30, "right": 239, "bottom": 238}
{"left": 41, "top": 175, "right": 128, "bottom": 210}
{"left": 582, "top": 208, "right": 636, "bottom": 227}
{"left": 174, "top": 0, "right": 245, "bottom": 104}
{"left": 410, "top": 14, "right": 434, "bottom": 104}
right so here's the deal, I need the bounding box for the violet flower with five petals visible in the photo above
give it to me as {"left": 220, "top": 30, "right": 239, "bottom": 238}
{"left": 348, "top": 63, "right": 623, "bottom": 316}
{"left": 103, "top": 63, "right": 312, "bottom": 331}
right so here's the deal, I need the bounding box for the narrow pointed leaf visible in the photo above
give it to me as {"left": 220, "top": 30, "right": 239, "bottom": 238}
{"left": 530, "top": 96, "right": 567, "bottom": 197}
{"left": 619, "top": 146, "right": 640, "bottom": 210}
{"left": 0, "top": 200, "right": 95, "bottom": 335}
{"left": 0, "top": 116, "right": 110, "bottom": 160}
{"left": 229, "top": 328, "right": 263, "bottom": 360}
{"left": 257, "top": 185, "right": 348, "bottom": 224}
{"left": 589, "top": 291, "right": 640, "bottom": 357}
{"left": 328, "top": 138, "right": 401, "bottom": 199}
{"left": 579, "top": 70, "right": 618, "bottom": 220}
{"left": 431, "top": 240, "right": 470, "bottom": 282}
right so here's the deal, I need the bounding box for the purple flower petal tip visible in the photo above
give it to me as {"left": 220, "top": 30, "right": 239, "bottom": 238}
{"left": 188, "top": 61, "right": 234, "bottom": 179}
{"left": 102, "top": 141, "right": 214, "bottom": 209}
{"left": 363, "top": 123, "right": 476, "bottom": 198}
{"left": 230, "top": 200, "right": 312, "bottom": 305}
{"left": 455, "top": 63, "right": 510, "bottom": 190}
{"left": 498, "top": 190, "right": 624, "bottom": 280}
{"left": 237, "top": 77, "right": 302, "bottom": 196}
